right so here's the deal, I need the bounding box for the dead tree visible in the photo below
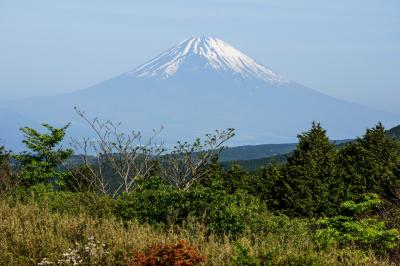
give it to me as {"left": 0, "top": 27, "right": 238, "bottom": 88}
{"left": 159, "top": 128, "right": 235, "bottom": 190}
{"left": 72, "top": 108, "right": 164, "bottom": 195}
{"left": 69, "top": 137, "right": 110, "bottom": 194}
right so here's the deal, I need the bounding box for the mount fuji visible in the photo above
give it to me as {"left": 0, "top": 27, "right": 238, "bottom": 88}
{"left": 1, "top": 36, "right": 399, "bottom": 149}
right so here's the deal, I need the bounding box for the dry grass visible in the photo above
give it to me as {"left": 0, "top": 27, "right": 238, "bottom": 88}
{"left": 0, "top": 198, "right": 394, "bottom": 265}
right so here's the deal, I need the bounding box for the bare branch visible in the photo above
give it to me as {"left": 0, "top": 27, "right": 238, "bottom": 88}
{"left": 159, "top": 128, "right": 235, "bottom": 190}
{"left": 72, "top": 108, "right": 164, "bottom": 195}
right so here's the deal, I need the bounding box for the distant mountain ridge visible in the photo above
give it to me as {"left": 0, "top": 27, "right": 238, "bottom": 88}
{"left": 387, "top": 125, "right": 400, "bottom": 139}
{"left": 220, "top": 139, "right": 352, "bottom": 162}
{"left": 219, "top": 143, "right": 296, "bottom": 162}
{"left": 0, "top": 36, "right": 399, "bottom": 150}
{"left": 224, "top": 124, "right": 400, "bottom": 171}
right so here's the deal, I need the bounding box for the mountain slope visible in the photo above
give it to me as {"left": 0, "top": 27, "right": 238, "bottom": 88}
{"left": 387, "top": 124, "right": 400, "bottom": 140}
{"left": 0, "top": 108, "right": 38, "bottom": 150}
{"left": 1, "top": 36, "right": 399, "bottom": 149}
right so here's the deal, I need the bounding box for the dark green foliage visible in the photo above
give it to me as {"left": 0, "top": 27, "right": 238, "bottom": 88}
{"left": 221, "top": 154, "right": 288, "bottom": 172}
{"left": 258, "top": 163, "right": 285, "bottom": 209}
{"left": 262, "top": 122, "right": 342, "bottom": 216}
{"left": 314, "top": 194, "right": 399, "bottom": 253}
{"left": 217, "top": 162, "right": 284, "bottom": 212}
{"left": 244, "top": 122, "right": 400, "bottom": 218}
{"left": 282, "top": 122, "right": 341, "bottom": 216}
{"left": 337, "top": 123, "right": 400, "bottom": 203}
{"left": 15, "top": 123, "right": 73, "bottom": 188}
{"left": 113, "top": 177, "right": 271, "bottom": 236}
{"left": 63, "top": 164, "right": 103, "bottom": 193}
{"left": 0, "top": 145, "right": 12, "bottom": 192}
{"left": 219, "top": 162, "right": 257, "bottom": 194}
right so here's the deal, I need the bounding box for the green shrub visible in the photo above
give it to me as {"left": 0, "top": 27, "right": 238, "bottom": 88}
{"left": 314, "top": 193, "right": 399, "bottom": 253}
{"left": 113, "top": 178, "right": 270, "bottom": 236}
{"left": 11, "top": 185, "right": 113, "bottom": 218}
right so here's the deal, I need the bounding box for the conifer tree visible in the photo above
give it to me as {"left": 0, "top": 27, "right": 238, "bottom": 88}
{"left": 260, "top": 162, "right": 284, "bottom": 209}
{"left": 338, "top": 123, "right": 400, "bottom": 203}
{"left": 278, "top": 122, "right": 341, "bottom": 216}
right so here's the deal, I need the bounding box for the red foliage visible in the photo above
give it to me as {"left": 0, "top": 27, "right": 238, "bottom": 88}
{"left": 132, "top": 240, "right": 205, "bottom": 266}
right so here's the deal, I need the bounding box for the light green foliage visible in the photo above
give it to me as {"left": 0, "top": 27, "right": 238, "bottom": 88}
{"left": 314, "top": 193, "right": 399, "bottom": 253}
{"left": 341, "top": 193, "right": 381, "bottom": 215}
{"left": 15, "top": 123, "right": 73, "bottom": 187}
{"left": 12, "top": 183, "right": 114, "bottom": 218}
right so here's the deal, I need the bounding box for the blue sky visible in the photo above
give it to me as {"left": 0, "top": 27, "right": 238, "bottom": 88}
{"left": 0, "top": 0, "right": 399, "bottom": 114}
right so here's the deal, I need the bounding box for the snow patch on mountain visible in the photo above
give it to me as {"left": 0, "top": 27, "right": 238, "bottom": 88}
{"left": 129, "top": 36, "right": 288, "bottom": 84}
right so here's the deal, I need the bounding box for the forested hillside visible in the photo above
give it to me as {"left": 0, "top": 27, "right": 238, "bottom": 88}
{"left": 219, "top": 143, "right": 296, "bottom": 161}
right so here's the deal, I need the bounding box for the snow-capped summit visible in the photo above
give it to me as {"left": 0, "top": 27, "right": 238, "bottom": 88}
{"left": 130, "top": 36, "right": 287, "bottom": 84}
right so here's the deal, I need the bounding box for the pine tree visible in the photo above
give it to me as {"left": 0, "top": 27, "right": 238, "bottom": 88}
{"left": 260, "top": 162, "right": 284, "bottom": 209}
{"left": 278, "top": 122, "right": 341, "bottom": 216}
{"left": 338, "top": 123, "right": 400, "bottom": 203}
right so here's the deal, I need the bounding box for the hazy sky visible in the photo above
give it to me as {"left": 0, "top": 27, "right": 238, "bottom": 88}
{"left": 0, "top": 0, "right": 399, "bottom": 114}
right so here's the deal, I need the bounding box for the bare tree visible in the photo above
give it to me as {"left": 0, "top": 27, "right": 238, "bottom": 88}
{"left": 71, "top": 108, "right": 164, "bottom": 196}
{"left": 159, "top": 128, "right": 235, "bottom": 190}
{"left": 69, "top": 137, "right": 110, "bottom": 194}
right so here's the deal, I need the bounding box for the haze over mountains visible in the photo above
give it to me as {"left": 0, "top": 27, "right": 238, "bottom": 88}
{"left": 0, "top": 36, "right": 399, "bottom": 150}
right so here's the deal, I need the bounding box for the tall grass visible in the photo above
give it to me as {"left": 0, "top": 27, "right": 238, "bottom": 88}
{"left": 0, "top": 197, "right": 394, "bottom": 265}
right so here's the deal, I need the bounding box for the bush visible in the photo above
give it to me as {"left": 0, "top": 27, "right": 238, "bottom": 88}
{"left": 314, "top": 193, "right": 399, "bottom": 253}
{"left": 11, "top": 184, "right": 114, "bottom": 218}
{"left": 114, "top": 178, "right": 267, "bottom": 236}
{"left": 132, "top": 240, "right": 205, "bottom": 266}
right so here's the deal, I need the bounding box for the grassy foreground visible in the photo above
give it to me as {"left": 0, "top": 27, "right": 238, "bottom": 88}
{"left": 0, "top": 197, "right": 393, "bottom": 266}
